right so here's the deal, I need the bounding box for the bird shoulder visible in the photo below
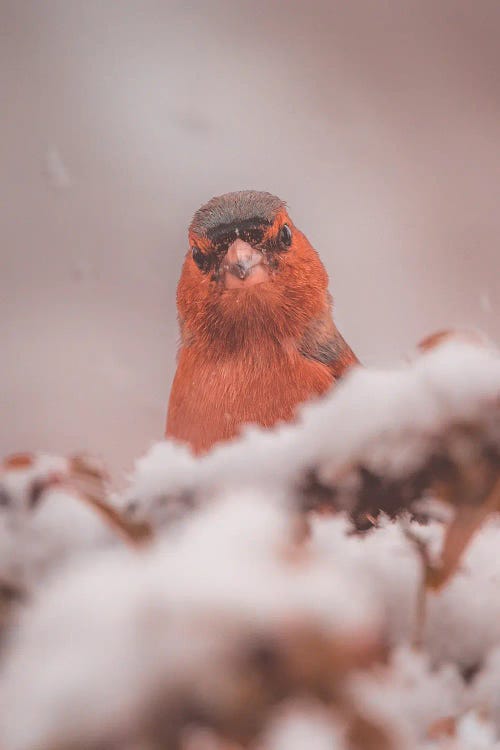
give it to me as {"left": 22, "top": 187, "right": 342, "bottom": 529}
{"left": 297, "top": 308, "right": 359, "bottom": 380}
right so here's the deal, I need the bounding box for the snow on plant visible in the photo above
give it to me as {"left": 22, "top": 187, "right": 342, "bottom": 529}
{"left": 0, "top": 337, "right": 499, "bottom": 750}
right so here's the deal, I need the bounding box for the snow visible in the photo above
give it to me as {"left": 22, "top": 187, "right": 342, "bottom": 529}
{"left": 0, "top": 340, "right": 500, "bottom": 750}
{"left": 124, "top": 340, "right": 500, "bottom": 522}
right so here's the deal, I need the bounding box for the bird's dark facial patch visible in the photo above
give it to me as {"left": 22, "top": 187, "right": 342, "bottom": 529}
{"left": 207, "top": 218, "right": 268, "bottom": 253}
{"left": 191, "top": 217, "right": 291, "bottom": 283}
{"left": 189, "top": 193, "right": 292, "bottom": 282}
{"left": 208, "top": 219, "right": 269, "bottom": 259}
{"left": 190, "top": 219, "right": 270, "bottom": 281}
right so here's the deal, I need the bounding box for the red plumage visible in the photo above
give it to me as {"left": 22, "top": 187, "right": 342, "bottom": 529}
{"left": 166, "top": 191, "right": 358, "bottom": 454}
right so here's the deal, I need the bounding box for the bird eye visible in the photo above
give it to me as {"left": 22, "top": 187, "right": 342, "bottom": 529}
{"left": 191, "top": 246, "right": 211, "bottom": 272}
{"left": 279, "top": 224, "right": 292, "bottom": 248}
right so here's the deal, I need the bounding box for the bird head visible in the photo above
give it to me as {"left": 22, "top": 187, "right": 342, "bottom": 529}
{"left": 177, "top": 191, "right": 330, "bottom": 347}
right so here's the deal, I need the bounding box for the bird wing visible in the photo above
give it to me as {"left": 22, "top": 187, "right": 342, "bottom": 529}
{"left": 297, "top": 307, "right": 359, "bottom": 380}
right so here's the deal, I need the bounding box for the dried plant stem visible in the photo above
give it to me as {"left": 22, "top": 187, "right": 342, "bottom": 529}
{"left": 428, "top": 473, "right": 500, "bottom": 591}
{"left": 72, "top": 487, "right": 153, "bottom": 547}
{"left": 405, "top": 472, "right": 500, "bottom": 646}
{"left": 402, "top": 525, "right": 432, "bottom": 648}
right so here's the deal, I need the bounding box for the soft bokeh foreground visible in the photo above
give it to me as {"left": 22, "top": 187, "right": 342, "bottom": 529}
{"left": 1, "top": 338, "right": 500, "bottom": 750}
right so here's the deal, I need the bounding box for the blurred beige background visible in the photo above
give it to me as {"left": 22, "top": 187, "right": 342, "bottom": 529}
{"left": 1, "top": 1, "right": 499, "bottom": 482}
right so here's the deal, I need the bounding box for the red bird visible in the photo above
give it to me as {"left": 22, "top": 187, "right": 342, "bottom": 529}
{"left": 166, "top": 191, "right": 358, "bottom": 454}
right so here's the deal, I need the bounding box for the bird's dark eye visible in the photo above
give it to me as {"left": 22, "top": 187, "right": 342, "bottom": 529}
{"left": 279, "top": 224, "right": 292, "bottom": 248}
{"left": 191, "top": 246, "right": 211, "bottom": 273}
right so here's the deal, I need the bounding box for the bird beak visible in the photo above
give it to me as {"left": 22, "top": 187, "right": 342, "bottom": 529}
{"left": 223, "top": 239, "right": 269, "bottom": 289}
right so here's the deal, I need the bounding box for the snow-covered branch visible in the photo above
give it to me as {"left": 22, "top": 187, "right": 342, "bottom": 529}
{"left": 1, "top": 339, "right": 500, "bottom": 750}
